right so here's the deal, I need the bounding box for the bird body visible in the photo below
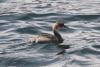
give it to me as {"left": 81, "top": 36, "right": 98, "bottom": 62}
{"left": 29, "top": 21, "right": 69, "bottom": 44}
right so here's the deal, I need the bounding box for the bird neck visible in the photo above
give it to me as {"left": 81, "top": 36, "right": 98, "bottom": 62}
{"left": 53, "top": 28, "right": 62, "bottom": 40}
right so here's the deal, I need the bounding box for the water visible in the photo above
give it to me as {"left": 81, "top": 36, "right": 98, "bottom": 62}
{"left": 0, "top": 0, "right": 100, "bottom": 67}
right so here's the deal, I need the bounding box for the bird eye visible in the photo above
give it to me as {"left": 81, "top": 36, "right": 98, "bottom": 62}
{"left": 59, "top": 24, "right": 64, "bottom": 27}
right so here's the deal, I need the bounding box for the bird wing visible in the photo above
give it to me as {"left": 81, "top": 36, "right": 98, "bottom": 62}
{"left": 29, "top": 34, "right": 57, "bottom": 43}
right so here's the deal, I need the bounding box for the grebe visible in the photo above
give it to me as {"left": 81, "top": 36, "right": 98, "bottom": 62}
{"left": 29, "top": 21, "right": 69, "bottom": 43}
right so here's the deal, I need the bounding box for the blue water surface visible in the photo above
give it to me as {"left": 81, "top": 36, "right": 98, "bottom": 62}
{"left": 0, "top": 0, "right": 100, "bottom": 67}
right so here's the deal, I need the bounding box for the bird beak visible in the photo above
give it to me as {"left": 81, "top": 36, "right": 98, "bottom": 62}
{"left": 64, "top": 25, "right": 69, "bottom": 28}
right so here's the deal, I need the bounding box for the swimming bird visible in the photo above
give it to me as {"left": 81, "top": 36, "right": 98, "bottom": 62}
{"left": 29, "top": 21, "right": 69, "bottom": 44}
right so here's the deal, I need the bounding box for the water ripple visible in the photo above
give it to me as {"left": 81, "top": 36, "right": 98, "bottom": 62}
{"left": 1, "top": 0, "right": 100, "bottom": 67}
